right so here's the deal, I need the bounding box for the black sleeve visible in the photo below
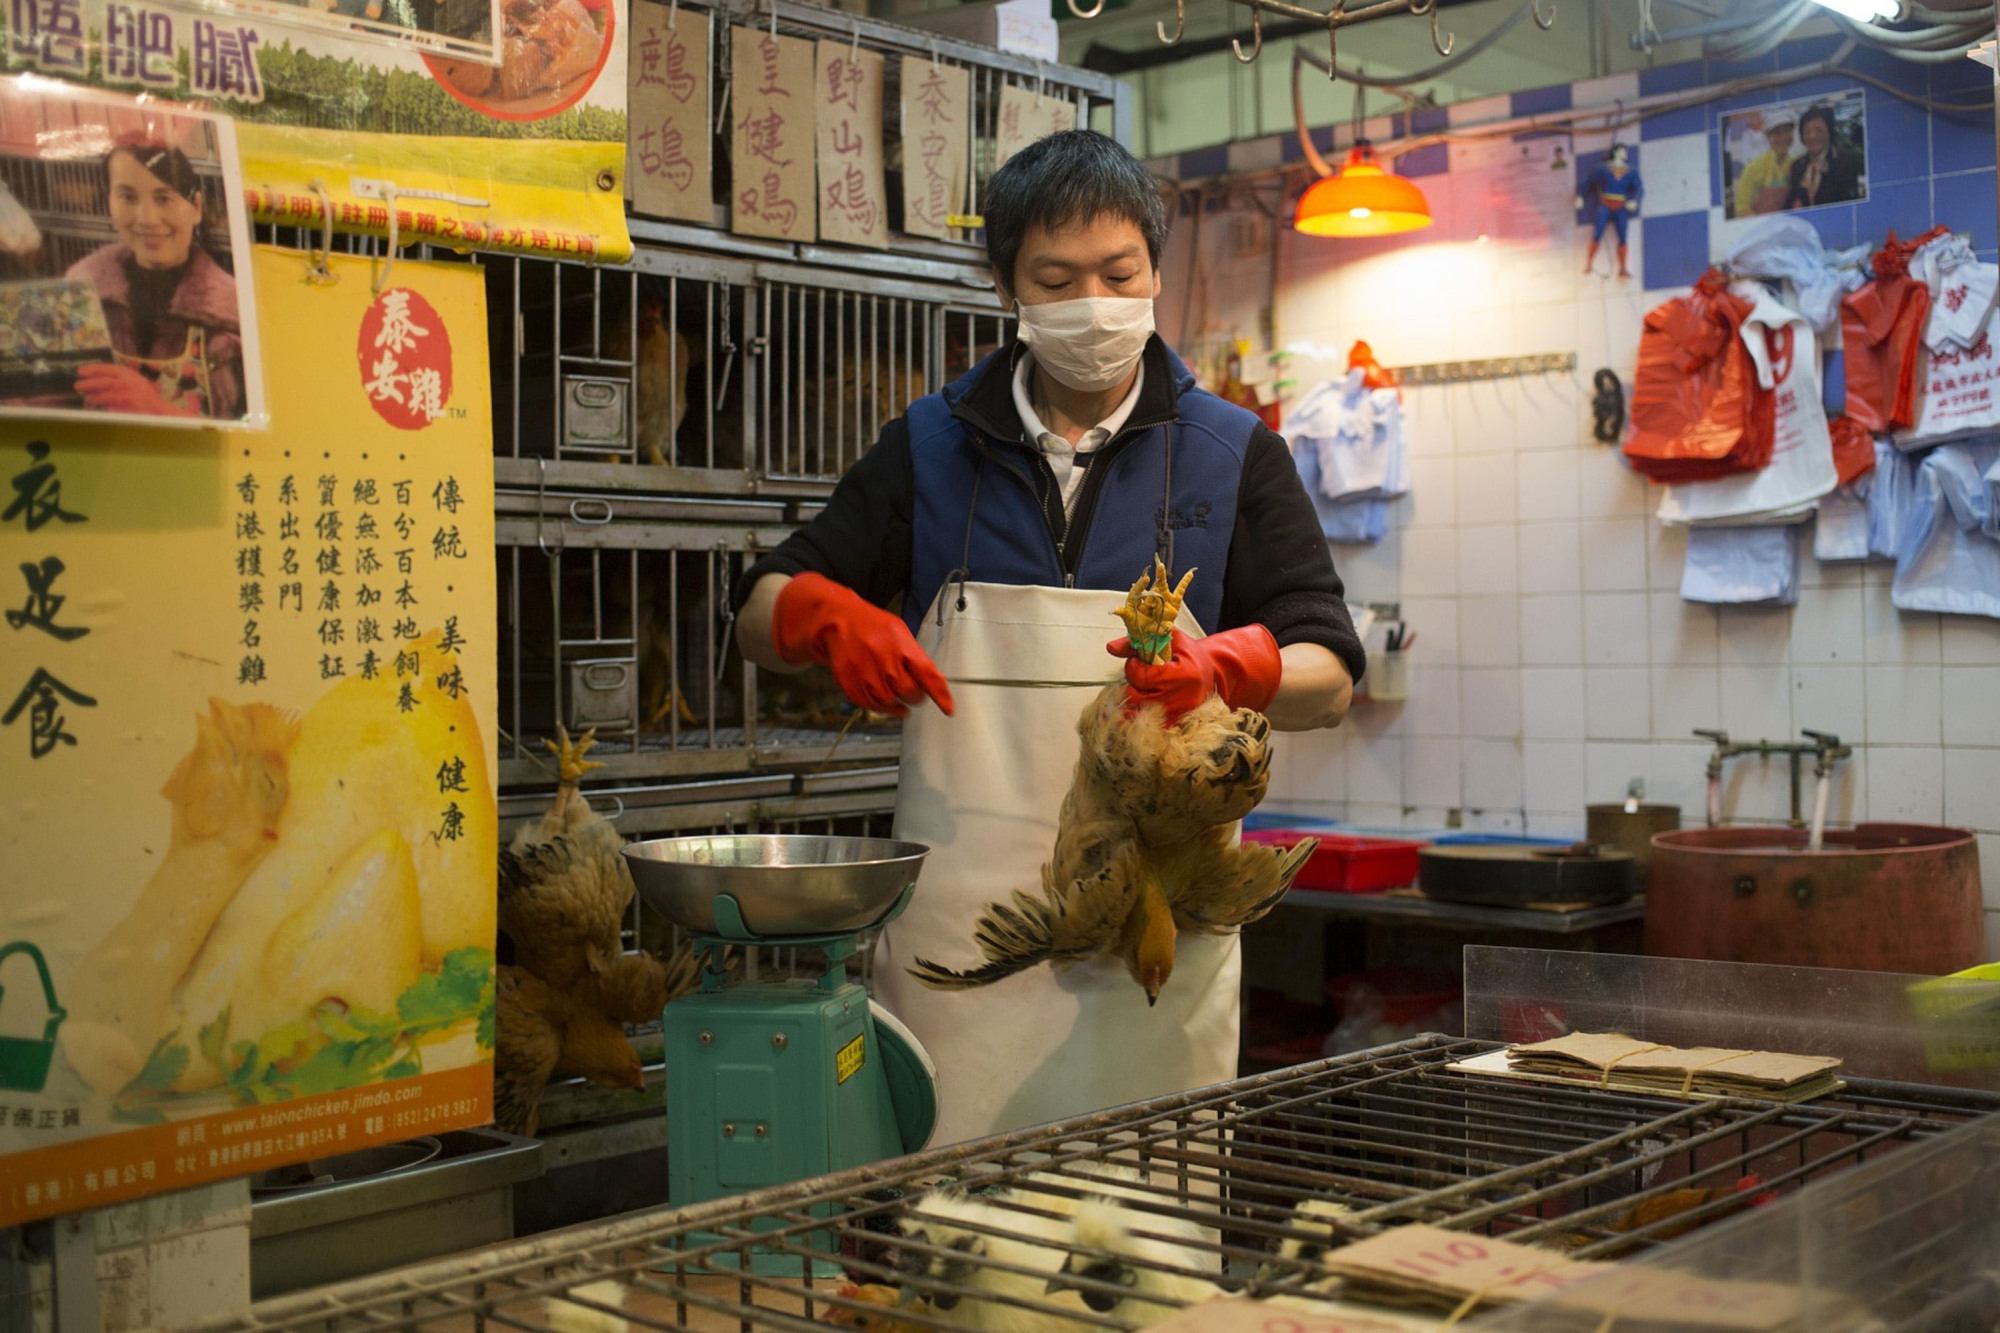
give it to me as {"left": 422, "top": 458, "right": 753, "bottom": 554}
{"left": 1218, "top": 426, "right": 1367, "bottom": 684}
{"left": 733, "top": 418, "right": 915, "bottom": 613}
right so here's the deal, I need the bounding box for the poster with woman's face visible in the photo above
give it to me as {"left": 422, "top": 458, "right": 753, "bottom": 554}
{"left": 1720, "top": 88, "right": 1868, "bottom": 221}
{"left": 0, "top": 79, "right": 265, "bottom": 430}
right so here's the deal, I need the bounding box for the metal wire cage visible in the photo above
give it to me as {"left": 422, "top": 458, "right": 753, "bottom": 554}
{"left": 485, "top": 248, "right": 1013, "bottom": 494}
{"left": 493, "top": 500, "right": 904, "bottom": 786}
{"left": 180, "top": 1037, "right": 2000, "bottom": 1333}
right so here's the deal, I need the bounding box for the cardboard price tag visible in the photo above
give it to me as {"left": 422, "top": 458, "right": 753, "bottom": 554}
{"left": 1320, "top": 1226, "right": 1604, "bottom": 1306}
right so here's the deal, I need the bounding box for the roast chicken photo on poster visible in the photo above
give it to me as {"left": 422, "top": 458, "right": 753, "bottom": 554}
{"left": 426, "top": 0, "right": 615, "bottom": 121}
{"left": 0, "top": 80, "right": 265, "bottom": 430}
{"left": 59, "top": 637, "right": 497, "bottom": 1117}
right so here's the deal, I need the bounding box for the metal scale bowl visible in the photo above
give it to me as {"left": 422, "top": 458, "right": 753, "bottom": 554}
{"left": 623, "top": 834, "right": 937, "bottom": 1265}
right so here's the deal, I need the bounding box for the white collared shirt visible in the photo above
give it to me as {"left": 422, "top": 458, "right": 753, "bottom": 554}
{"left": 1012, "top": 352, "right": 1144, "bottom": 513}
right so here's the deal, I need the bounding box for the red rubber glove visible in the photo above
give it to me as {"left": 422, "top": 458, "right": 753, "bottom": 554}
{"left": 772, "top": 573, "right": 954, "bottom": 717}
{"left": 1109, "top": 625, "right": 1281, "bottom": 723}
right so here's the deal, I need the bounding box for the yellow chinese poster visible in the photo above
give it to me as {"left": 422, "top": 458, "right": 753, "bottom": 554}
{"left": 0, "top": 245, "right": 496, "bottom": 1228}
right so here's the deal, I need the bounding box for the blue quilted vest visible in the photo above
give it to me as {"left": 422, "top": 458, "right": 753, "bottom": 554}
{"left": 902, "top": 342, "right": 1255, "bottom": 634}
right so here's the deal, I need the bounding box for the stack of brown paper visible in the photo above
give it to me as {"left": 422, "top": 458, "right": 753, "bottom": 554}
{"left": 1505, "top": 1033, "right": 1843, "bottom": 1102}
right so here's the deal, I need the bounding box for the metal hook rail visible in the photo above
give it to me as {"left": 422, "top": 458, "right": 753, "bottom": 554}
{"left": 1389, "top": 351, "right": 1576, "bottom": 386}
{"left": 1115, "top": 0, "right": 1549, "bottom": 73}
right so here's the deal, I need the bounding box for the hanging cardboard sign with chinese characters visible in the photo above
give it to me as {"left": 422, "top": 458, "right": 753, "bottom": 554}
{"left": 995, "top": 82, "right": 1077, "bottom": 171}
{"left": 729, "top": 26, "right": 815, "bottom": 242}
{"left": 898, "top": 54, "right": 967, "bottom": 242}
{"left": 628, "top": 0, "right": 711, "bottom": 225}
{"left": 814, "top": 41, "right": 885, "bottom": 249}
{"left": 4, "top": 0, "right": 632, "bottom": 263}
{"left": 0, "top": 79, "right": 267, "bottom": 432}
{"left": 0, "top": 245, "right": 496, "bottom": 1230}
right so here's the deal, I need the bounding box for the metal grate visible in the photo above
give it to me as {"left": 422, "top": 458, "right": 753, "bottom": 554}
{"left": 492, "top": 502, "right": 902, "bottom": 789}
{"left": 182, "top": 1037, "right": 2000, "bottom": 1333}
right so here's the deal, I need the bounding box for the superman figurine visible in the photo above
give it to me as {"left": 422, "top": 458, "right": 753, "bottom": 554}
{"left": 1576, "top": 143, "right": 1642, "bottom": 279}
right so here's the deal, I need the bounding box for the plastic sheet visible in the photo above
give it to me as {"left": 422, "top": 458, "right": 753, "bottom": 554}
{"left": 1867, "top": 439, "right": 1918, "bottom": 559}
{"left": 1813, "top": 483, "right": 1871, "bottom": 562}
{"left": 1681, "top": 524, "right": 1800, "bottom": 605}
{"left": 1726, "top": 215, "right": 1870, "bottom": 334}
{"left": 1891, "top": 438, "right": 2000, "bottom": 618}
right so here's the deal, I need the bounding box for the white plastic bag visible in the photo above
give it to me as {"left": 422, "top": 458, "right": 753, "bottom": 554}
{"left": 1658, "top": 282, "right": 1837, "bottom": 525}
{"left": 1814, "top": 483, "right": 1872, "bottom": 562}
{"left": 1892, "top": 439, "right": 2000, "bottom": 618}
{"left": 1681, "top": 524, "right": 1801, "bottom": 605}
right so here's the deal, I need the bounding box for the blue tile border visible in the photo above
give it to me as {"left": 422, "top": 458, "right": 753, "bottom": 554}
{"left": 1511, "top": 84, "right": 1573, "bottom": 118}
{"left": 1395, "top": 142, "right": 1450, "bottom": 179}
{"left": 1932, "top": 169, "right": 1999, "bottom": 252}
{"left": 1642, "top": 210, "right": 1710, "bottom": 292}
{"left": 1178, "top": 144, "right": 1229, "bottom": 180}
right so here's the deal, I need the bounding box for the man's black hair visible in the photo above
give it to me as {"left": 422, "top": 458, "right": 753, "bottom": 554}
{"left": 983, "top": 129, "right": 1169, "bottom": 291}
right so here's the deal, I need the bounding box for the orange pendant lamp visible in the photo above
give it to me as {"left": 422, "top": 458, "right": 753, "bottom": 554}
{"left": 1295, "top": 141, "right": 1433, "bottom": 237}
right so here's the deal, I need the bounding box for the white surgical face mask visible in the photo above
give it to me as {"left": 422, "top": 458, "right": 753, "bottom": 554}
{"left": 1014, "top": 296, "right": 1155, "bottom": 393}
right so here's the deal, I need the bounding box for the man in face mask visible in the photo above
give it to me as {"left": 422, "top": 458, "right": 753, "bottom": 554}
{"left": 733, "top": 129, "right": 1363, "bottom": 1144}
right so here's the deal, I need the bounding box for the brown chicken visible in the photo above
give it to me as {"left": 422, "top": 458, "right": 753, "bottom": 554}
{"left": 1610, "top": 1175, "right": 1775, "bottom": 1242}
{"left": 495, "top": 726, "right": 702, "bottom": 1134}
{"left": 632, "top": 290, "right": 694, "bottom": 469}
{"left": 910, "top": 562, "right": 1317, "bottom": 1005}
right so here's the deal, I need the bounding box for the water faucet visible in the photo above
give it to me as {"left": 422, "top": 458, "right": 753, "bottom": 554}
{"left": 1801, "top": 729, "right": 1852, "bottom": 779}
{"left": 1692, "top": 728, "right": 1830, "bottom": 829}
{"left": 1693, "top": 729, "right": 1732, "bottom": 781}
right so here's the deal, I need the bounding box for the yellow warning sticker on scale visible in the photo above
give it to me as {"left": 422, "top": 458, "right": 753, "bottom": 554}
{"left": 836, "top": 1034, "right": 867, "bottom": 1085}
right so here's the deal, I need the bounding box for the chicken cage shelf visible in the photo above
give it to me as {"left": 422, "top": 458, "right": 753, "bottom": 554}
{"left": 485, "top": 244, "right": 1014, "bottom": 500}
{"left": 497, "top": 771, "right": 900, "bottom": 843}
{"left": 179, "top": 1035, "right": 2000, "bottom": 1333}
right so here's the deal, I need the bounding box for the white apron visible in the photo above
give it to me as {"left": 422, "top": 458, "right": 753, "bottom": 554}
{"left": 873, "top": 580, "right": 1242, "bottom": 1146}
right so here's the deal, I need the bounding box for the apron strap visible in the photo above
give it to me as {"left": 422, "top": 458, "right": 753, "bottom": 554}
{"left": 1159, "top": 422, "right": 1176, "bottom": 580}
{"left": 937, "top": 456, "right": 985, "bottom": 628}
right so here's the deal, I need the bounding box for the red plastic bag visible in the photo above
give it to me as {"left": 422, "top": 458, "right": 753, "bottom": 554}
{"left": 1625, "top": 270, "right": 1771, "bottom": 482}
{"left": 1841, "top": 226, "right": 1947, "bottom": 433}
{"left": 1828, "top": 414, "right": 1876, "bottom": 487}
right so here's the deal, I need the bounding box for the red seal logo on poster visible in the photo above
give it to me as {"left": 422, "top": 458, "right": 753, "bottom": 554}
{"left": 358, "top": 288, "right": 453, "bottom": 431}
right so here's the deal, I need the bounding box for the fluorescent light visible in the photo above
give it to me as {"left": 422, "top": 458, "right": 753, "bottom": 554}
{"left": 1350, "top": 207, "right": 1372, "bottom": 218}
{"left": 1807, "top": 0, "right": 1901, "bottom": 22}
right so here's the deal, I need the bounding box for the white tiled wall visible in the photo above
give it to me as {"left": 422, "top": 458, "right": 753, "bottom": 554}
{"left": 1161, "top": 158, "right": 2000, "bottom": 961}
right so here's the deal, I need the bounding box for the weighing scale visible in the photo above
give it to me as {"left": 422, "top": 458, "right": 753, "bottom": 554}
{"left": 623, "top": 834, "right": 939, "bottom": 1269}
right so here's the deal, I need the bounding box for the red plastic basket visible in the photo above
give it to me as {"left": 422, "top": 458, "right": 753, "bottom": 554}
{"left": 1242, "top": 829, "right": 1426, "bottom": 893}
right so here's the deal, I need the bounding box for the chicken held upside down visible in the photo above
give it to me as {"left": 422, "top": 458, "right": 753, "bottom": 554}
{"left": 910, "top": 562, "right": 1316, "bottom": 1005}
